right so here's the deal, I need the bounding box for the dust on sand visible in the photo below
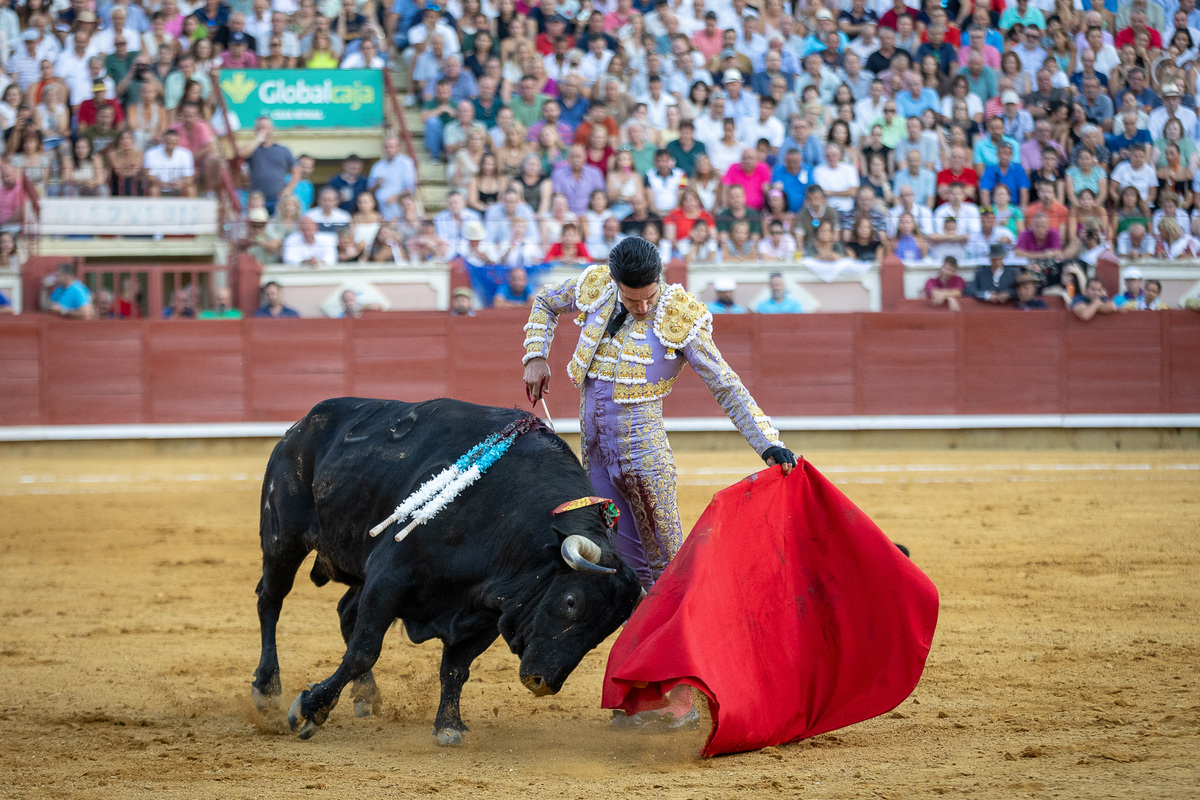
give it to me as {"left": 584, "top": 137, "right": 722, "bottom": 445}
{"left": 0, "top": 448, "right": 1197, "bottom": 799}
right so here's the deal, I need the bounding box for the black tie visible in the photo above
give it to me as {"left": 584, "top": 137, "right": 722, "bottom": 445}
{"left": 605, "top": 303, "right": 629, "bottom": 338}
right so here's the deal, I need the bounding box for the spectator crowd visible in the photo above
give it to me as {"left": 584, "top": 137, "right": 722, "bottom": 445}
{"left": 8, "top": 0, "right": 1200, "bottom": 314}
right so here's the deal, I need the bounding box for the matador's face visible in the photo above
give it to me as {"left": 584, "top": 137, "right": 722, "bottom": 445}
{"left": 617, "top": 282, "right": 661, "bottom": 321}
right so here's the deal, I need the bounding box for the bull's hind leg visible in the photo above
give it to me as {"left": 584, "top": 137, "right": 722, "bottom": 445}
{"left": 288, "top": 575, "right": 401, "bottom": 739}
{"left": 337, "top": 587, "right": 383, "bottom": 718}
{"left": 433, "top": 629, "right": 499, "bottom": 746}
{"left": 252, "top": 477, "right": 313, "bottom": 714}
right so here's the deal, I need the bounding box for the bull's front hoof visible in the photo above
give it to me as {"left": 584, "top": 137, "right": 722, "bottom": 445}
{"left": 288, "top": 693, "right": 320, "bottom": 740}
{"left": 521, "top": 675, "right": 555, "bottom": 697}
{"left": 435, "top": 728, "right": 464, "bottom": 746}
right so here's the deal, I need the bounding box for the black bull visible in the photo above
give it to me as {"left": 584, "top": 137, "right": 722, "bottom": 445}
{"left": 251, "top": 397, "right": 643, "bottom": 744}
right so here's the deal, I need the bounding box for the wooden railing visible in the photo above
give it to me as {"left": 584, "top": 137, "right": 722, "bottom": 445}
{"left": 79, "top": 262, "right": 228, "bottom": 319}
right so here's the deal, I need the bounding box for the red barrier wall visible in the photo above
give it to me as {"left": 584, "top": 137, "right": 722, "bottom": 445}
{"left": 2, "top": 310, "right": 1198, "bottom": 426}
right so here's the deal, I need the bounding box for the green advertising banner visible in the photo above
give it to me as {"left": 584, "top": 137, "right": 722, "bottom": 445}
{"left": 218, "top": 69, "right": 383, "bottom": 129}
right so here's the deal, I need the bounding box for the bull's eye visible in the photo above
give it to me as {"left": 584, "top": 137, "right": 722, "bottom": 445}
{"left": 563, "top": 593, "right": 579, "bottom": 619}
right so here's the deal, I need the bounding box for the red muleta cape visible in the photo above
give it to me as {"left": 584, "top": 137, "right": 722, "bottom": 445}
{"left": 601, "top": 461, "right": 939, "bottom": 757}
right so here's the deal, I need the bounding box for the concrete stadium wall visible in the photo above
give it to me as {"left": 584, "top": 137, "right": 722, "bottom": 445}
{"left": 1, "top": 310, "right": 1198, "bottom": 427}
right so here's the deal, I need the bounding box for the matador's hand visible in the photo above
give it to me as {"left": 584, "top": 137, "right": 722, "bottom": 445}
{"left": 524, "top": 357, "right": 551, "bottom": 403}
{"left": 763, "top": 446, "right": 797, "bottom": 476}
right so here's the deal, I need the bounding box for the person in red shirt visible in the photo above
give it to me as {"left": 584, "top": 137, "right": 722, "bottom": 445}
{"left": 935, "top": 146, "right": 978, "bottom": 205}
{"left": 544, "top": 221, "right": 592, "bottom": 265}
{"left": 880, "top": 0, "right": 919, "bottom": 30}
{"left": 76, "top": 81, "right": 125, "bottom": 127}
{"left": 535, "top": 14, "right": 574, "bottom": 56}
{"left": 1115, "top": 8, "right": 1163, "bottom": 49}
{"left": 663, "top": 189, "right": 716, "bottom": 242}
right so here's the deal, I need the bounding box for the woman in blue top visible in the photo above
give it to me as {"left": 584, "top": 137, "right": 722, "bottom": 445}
{"left": 890, "top": 212, "right": 929, "bottom": 261}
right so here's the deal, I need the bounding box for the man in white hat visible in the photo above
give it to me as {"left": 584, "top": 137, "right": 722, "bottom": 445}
{"left": 721, "top": 69, "right": 759, "bottom": 123}
{"left": 1113, "top": 267, "right": 1145, "bottom": 309}
{"left": 1148, "top": 84, "right": 1197, "bottom": 140}
{"left": 706, "top": 277, "right": 747, "bottom": 314}
{"left": 1000, "top": 91, "right": 1034, "bottom": 142}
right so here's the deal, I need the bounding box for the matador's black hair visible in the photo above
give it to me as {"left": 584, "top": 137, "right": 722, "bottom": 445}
{"left": 607, "top": 236, "right": 662, "bottom": 288}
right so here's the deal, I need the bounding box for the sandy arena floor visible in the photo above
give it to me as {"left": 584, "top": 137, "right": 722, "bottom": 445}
{"left": 0, "top": 445, "right": 1197, "bottom": 799}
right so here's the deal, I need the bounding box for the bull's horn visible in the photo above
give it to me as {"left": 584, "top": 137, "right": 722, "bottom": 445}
{"left": 561, "top": 535, "right": 616, "bottom": 574}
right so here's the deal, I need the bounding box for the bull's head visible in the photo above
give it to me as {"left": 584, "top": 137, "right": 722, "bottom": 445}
{"left": 501, "top": 524, "right": 642, "bottom": 698}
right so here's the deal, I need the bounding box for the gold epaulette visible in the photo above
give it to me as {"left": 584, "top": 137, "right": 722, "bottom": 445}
{"left": 574, "top": 264, "right": 615, "bottom": 311}
{"left": 652, "top": 285, "right": 712, "bottom": 358}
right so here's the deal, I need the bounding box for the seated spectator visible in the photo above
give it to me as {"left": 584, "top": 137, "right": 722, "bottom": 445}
{"left": 143, "top": 128, "right": 195, "bottom": 197}
{"left": 678, "top": 218, "right": 719, "bottom": 264}
{"left": 720, "top": 220, "right": 757, "bottom": 262}
{"left": 369, "top": 136, "right": 418, "bottom": 219}
{"left": 1025, "top": 180, "right": 1070, "bottom": 240}
{"left": 1155, "top": 219, "right": 1200, "bottom": 258}
{"left": 162, "top": 285, "right": 197, "bottom": 319}
{"left": 551, "top": 144, "right": 606, "bottom": 216}
{"left": 36, "top": 83, "right": 72, "bottom": 155}
{"left": 804, "top": 220, "right": 847, "bottom": 261}
{"left": 497, "top": 122, "right": 532, "bottom": 178}
{"left": 707, "top": 278, "right": 746, "bottom": 314}
{"left": 368, "top": 222, "right": 405, "bottom": 263}
{"left": 59, "top": 137, "right": 108, "bottom": 197}
{"left": 40, "top": 262, "right": 94, "bottom": 319}
{"left": 1112, "top": 266, "right": 1145, "bottom": 310}
{"left": 283, "top": 217, "right": 338, "bottom": 267}
{"left": 762, "top": 188, "right": 795, "bottom": 232}
{"left": 933, "top": 183, "right": 981, "bottom": 236}
{"left": 1151, "top": 191, "right": 1189, "bottom": 236}
{"left": 306, "top": 188, "right": 352, "bottom": 234}
{"left": 406, "top": 220, "right": 451, "bottom": 262}
{"left": 926, "top": 257, "right": 966, "bottom": 311}
{"left": 589, "top": 216, "right": 626, "bottom": 261}
{"left": 893, "top": 149, "right": 937, "bottom": 209}
{"left": 846, "top": 216, "right": 884, "bottom": 262}
{"left": 1141, "top": 279, "right": 1168, "bottom": 310}
{"left": 813, "top": 142, "right": 860, "bottom": 217}
{"left": 327, "top": 155, "right": 369, "bottom": 214}
{"left": 1071, "top": 277, "right": 1118, "bottom": 320}
{"left": 331, "top": 288, "right": 383, "bottom": 319}
{"left": 0, "top": 231, "right": 19, "bottom": 270}
{"left": 1109, "top": 145, "right": 1158, "bottom": 205}
{"left": 721, "top": 148, "right": 771, "bottom": 213}
{"left": 1156, "top": 142, "right": 1193, "bottom": 208}
{"left": 199, "top": 287, "right": 243, "bottom": 319}
{"left": 486, "top": 216, "right": 542, "bottom": 267}
{"left": 492, "top": 263, "right": 534, "bottom": 308}
{"left": 539, "top": 192, "right": 577, "bottom": 245}
{"left": 758, "top": 220, "right": 798, "bottom": 260}
{"left": 968, "top": 244, "right": 1020, "bottom": 304}
{"left": 467, "top": 152, "right": 504, "bottom": 214}
{"left": 890, "top": 212, "right": 930, "bottom": 260}
{"left": 1114, "top": 185, "right": 1152, "bottom": 240}
{"left": 662, "top": 188, "right": 714, "bottom": 242}
{"left": 350, "top": 192, "right": 383, "bottom": 254}
{"left": 544, "top": 221, "right": 592, "bottom": 266}
{"left": 10, "top": 130, "right": 56, "bottom": 199}
{"left": 1015, "top": 211, "right": 1067, "bottom": 262}
{"left": 254, "top": 282, "right": 300, "bottom": 318}
{"left": 1013, "top": 272, "right": 1049, "bottom": 310}
{"left": 753, "top": 273, "right": 802, "bottom": 313}
{"left": 106, "top": 129, "right": 145, "bottom": 197}
{"left": 1064, "top": 148, "right": 1108, "bottom": 207}
{"left": 614, "top": 189, "right": 657, "bottom": 236}
{"left": 929, "top": 217, "right": 969, "bottom": 263}
{"left": 449, "top": 286, "right": 475, "bottom": 317}
{"left": 1117, "top": 222, "right": 1156, "bottom": 259}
